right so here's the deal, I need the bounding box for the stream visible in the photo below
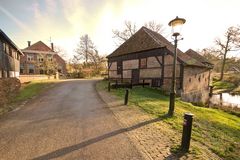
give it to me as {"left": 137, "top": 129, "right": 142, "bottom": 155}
{"left": 210, "top": 93, "right": 240, "bottom": 108}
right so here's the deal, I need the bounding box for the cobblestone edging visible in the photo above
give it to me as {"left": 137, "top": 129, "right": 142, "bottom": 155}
{"left": 96, "top": 88, "right": 222, "bottom": 160}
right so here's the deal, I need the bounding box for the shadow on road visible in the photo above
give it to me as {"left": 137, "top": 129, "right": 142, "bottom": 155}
{"left": 32, "top": 114, "right": 169, "bottom": 160}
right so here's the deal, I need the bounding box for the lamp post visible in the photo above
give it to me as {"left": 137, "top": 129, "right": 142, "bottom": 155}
{"left": 168, "top": 16, "right": 186, "bottom": 116}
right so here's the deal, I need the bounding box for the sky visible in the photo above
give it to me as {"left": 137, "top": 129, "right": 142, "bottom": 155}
{"left": 1, "top": 0, "right": 240, "bottom": 60}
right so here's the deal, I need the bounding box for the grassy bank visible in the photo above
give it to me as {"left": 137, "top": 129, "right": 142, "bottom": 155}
{"left": 0, "top": 80, "right": 59, "bottom": 116}
{"left": 213, "top": 73, "right": 240, "bottom": 95}
{"left": 13, "top": 80, "right": 59, "bottom": 102}
{"left": 97, "top": 80, "right": 240, "bottom": 160}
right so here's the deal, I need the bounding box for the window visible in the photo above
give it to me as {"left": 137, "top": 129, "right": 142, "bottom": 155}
{"left": 117, "top": 61, "right": 122, "bottom": 75}
{"left": 38, "top": 56, "right": 44, "bottom": 62}
{"left": 152, "top": 79, "right": 161, "bottom": 87}
{"left": 27, "top": 54, "right": 34, "bottom": 61}
{"left": 2, "top": 42, "right": 6, "bottom": 52}
{"left": 16, "top": 52, "right": 20, "bottom": 60}
{"left": 5, "top": 44, "right": 9, "bottom": 54}
{"left": 9, "top": 47, "right": 13, "bottom": 57}
{"left": 20, "top": 64, "right": 24, "bottom": 74}
{"left": 40, "top": 69, "right": 44, "bottom": 74}
{"left": 28, "top": 64, "right": 35, "bottom": 74}
{"left": 198, "top": 76, "right": 201, "bottom": 82}
{"left": 47, "top": 54, "right": 53, "bottom": 61}
{"left": 140, "top": 58, "right": 147, "bottom": 69}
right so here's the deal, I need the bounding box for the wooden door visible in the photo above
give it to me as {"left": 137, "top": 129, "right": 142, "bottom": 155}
{"left": 131, "top": 69, "right": 139, "bottom": 84}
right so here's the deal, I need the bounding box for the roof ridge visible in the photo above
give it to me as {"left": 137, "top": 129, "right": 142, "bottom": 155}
{"left": 23, "top": 41, "right": 54, "bottom": 52}
{"left": 142, "top": 27, "right": 163, "bottom": 46}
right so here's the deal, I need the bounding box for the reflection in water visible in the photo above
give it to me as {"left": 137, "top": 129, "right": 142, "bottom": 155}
{"left": 210, "top": 93, "right": 240, "bottom": 108}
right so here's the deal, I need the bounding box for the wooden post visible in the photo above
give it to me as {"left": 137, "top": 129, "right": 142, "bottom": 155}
{"left": 142, "top": 79, "right": 145, "bottom": 87}
{"left": 181, "top": 113, "right": 194, "bottom": 152}
{"left": 124, "top": 89, "right": 129, "bottom": 105}
{"left": 130, "top": 79, "right": 133, "bottom": 89}
{"left": 108, "top": 81, "right": 111, "bottom": 92}
{"left": 209, "top": 86, "right": 213, "bottom": 97}
{"left": 115, "top": 80, "right": 118, "bottom": 88}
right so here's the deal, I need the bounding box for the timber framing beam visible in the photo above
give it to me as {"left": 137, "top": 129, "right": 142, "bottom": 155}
{"left": 108, "top": 47, "right": 166, "bottom": 62}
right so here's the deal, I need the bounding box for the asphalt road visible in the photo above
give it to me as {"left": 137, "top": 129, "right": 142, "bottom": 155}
{"left": 0, "top": 79, "right": 144, "bottom": 160}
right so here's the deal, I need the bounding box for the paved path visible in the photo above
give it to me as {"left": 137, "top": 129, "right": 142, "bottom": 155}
{"left": 0, "top": 79, "right": 144, "bottom": 160}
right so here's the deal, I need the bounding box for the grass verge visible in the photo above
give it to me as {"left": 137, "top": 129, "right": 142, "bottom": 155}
{"left": 213, "top": 81, "right": 235, "bottom": 90}
{"left": 0, "top": 80, "right": 59, "bottom": 116}
{"left": 13, "top": 80, "right": 58, "bottom": 102}
{"left": 97, "top": 80, "right": 240, "bottom": 160}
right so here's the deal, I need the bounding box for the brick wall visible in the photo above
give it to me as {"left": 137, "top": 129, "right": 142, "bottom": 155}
{"left": 123, "top": 59, "right": 138, "bottom": 69}
{"left": 20, "top": 52, "right": 66, "bottom": 75}
{"left": 182, "top": 66, "right": 211, "bottom": 104}
{"left": 140, "top": 68, "right": 161, "bottom": 78}
{"left": 147, "top": 57, "right": 160, "bottom": 68}
{"left": 123, "top": 70, "right": 131, "bottom": 78}
{"left": 183, "top": 66, "right": 210, "bottom": 93}
{"left": 19, "top": 75, "right": 55, "bottom": 83}
{"left": 109, "top": 62, "right": 117, "bottom": 70}
{"left": 109, "top": 71, "right": 121, "bottom": 78}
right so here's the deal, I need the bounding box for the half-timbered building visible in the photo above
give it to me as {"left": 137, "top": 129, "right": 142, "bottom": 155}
{"left": 107, "top": 27, "right": 213, "bottom": 103}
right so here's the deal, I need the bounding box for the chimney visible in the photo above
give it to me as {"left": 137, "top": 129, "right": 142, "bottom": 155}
{"left": 27, "top": 41, "right": 31, "bottom": 47}
{"left": 51, "top": 42, "right": 54, "bottom": 51}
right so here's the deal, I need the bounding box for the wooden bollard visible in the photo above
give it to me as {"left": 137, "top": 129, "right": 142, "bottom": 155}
{"left": 124, "top": 89, "right": 129, "bottom": 105}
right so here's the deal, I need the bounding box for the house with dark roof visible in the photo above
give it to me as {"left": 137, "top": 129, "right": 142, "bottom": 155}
{"left": 0, "top": 29, "right": 24, "bottom": 78}
{"left": 20, "top": 41, "right": 66, "bottom": 75}
{"left": 107, "top": 27, "right": 213, "bottom": 103}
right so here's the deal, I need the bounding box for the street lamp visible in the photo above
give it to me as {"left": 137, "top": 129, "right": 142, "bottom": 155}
{"left": 168, "top": 16, "right": 186, "bottom": 116}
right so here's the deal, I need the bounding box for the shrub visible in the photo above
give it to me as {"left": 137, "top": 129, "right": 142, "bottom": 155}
{"left": 0, "top": 78, "right": 21, "bottom": 107}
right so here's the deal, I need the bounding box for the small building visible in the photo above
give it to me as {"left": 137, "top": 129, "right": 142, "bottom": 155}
{"left": 0, "top": 29, "right": 24, "bottom": 78}
{"left": 20, "top": 41, "right": 66, "bottom": 75}
{"left": 107, "top": 27, "right": 213, "bottom": 103}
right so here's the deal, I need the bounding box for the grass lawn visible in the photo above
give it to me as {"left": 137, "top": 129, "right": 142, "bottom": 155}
{"left": 213, "top": 81, "right": 235, "bottom": 90}
{"left": 13, "top": 80, "right": 59, "bottom": 102}
{"left": 97, "top": 80, "right": 240, "bottom": 160}
{"left": 213, "top": 73, "right": 240, "bottom": 95}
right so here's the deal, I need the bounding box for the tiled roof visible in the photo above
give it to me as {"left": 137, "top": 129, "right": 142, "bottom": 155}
{"left": 23, "top": 41, "right": 53, "bottom": 52}
{"left": 185, "top": 49, "right": 214, "bottom": 68}
{"left": 107, "top": 27, "right": 161, "bottom": 58}
{"left": 0, "top": 29, "right": 24, "bottom": 55}
{"left": 107, "top": 27, "right": 211, "bottom": 68}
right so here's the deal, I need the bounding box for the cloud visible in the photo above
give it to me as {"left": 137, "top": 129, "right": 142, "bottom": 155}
{"left": 0, "top": 5, "right": 31, "bottom": 32}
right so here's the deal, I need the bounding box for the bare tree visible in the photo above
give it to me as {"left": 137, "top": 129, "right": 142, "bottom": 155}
{"left": 87, "top": 49, "right": 105, "bottom": 69}
{"left": 75, "top": 34, "right": 95, "bottom": 63}
{"left": 74, "top": 34, "right": 106, "bottom": 72}
{"left": 144, "top": 21, "right": 164, "bottom": 34}
{"left": 113, "top": 20, "right": 164, "bottom": 45}
{"left": 214, "top": 26, "right": 240, "bottom": 80}
{"left": 112, "top": 21, "right": 137, "bottom": 44}
{"left": 54, "top": 46, "right": 68, "bottom": 61}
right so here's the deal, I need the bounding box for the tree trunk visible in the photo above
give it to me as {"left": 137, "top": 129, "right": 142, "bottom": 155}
{"left": 220, "top": 52, "right": 227, "bottom": 80}
{"left": 219, "top": 35, "right": 230, "bottom": 81}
